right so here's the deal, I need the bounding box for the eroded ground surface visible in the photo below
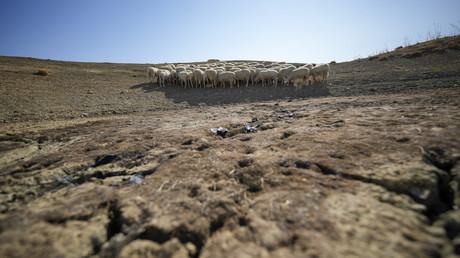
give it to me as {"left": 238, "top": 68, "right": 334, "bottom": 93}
{"left": 1, "top": 88, "right": 459, "bottom": 257}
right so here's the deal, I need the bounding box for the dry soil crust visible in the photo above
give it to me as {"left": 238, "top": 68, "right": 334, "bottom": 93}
{"left": 1, "top": 88, "right": 460, "bottom": 257}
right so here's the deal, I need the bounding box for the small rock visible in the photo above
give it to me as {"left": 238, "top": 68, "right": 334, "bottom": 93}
{"left": 243, "top": 123, "right": 258, "bottom": 133}
{"left": 125, "top": 174, "right": 144, "bottom": 185}
{"left": 55, "top": 176, "right": 77, "bottom": 187}
{"left": 211, "top": 127, "right": 228, "bottom": 137}
{"left": 87, "top": 90, "right": 94, "bottom": 94}
{"left": 185, "top": 242, "right": 197, "bottom": 256}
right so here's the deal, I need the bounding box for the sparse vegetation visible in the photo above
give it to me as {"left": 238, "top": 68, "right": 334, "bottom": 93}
{"left": 367, "top": 22, "right": 460, "bottom": 61}
{"left": 35, "top": 69, "right": 49, "bottom": 76}
{"left": 403, "top": 36, "right": 412, "bottom": 47}
{"left": 368, "top": 47, "right": 393, "bottom": 61}
{"left": 377, "top": 53, "right": 391, "bottom": 61}
{"left": 401, "top": 50, "right": 423, "bottom": 58}
{"left": 368, "top": 35, "right": 460, "bottom": 60}
{"left": 426, "top": 21, "right": 443, "bottom": 41}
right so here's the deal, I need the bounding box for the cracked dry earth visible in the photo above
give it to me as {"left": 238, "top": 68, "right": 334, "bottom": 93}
{"left": 1, "top": 88, "right": 460, "bottom": 257}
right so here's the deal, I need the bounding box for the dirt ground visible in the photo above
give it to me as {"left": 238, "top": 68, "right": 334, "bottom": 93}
{"left": 1, "top": 37, "right": 460, "bottom": 257}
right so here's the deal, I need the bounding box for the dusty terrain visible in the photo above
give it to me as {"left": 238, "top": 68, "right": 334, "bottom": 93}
{"left": 1, "top": 36, "right": 460, "bottom": 257}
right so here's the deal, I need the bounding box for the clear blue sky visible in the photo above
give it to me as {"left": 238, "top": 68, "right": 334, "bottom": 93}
{"left": 1, "top": 0, "right": 459, "bottom": 64}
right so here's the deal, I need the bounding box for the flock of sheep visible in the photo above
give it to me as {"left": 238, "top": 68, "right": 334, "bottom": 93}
{"left": 147, "top": 60, "right": 330, "bottom": 88}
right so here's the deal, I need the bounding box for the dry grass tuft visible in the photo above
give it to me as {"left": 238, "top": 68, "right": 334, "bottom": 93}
{"left": 35, "top": 69, "right": 50, "bottom": 76}
{"left": 401, "top": 50, "right": 423, "bottom": 58}
{"left": 377, "top": 53, "right": 391, "bottom": 61}
{"left": 367, "top": 51, "right": 393, "bottom": 61}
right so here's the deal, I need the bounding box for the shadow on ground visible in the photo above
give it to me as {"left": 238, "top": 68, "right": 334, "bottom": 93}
{"left": 131, "top": 83, "right": 331, "bottom": 105}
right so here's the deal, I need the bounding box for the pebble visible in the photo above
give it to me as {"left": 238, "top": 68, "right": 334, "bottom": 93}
{"left": 211, "top": 127, "right": 228, "bottom": 137}
{"left": 127, "top": 174, "right": 144, "bottom": 185}
{"left": 185, "top": 242, "right": 197, "bottom": 256}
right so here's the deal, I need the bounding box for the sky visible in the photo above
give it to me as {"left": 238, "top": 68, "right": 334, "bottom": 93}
{"left": 1, "top": 0, "right": 459, "bottom": 64}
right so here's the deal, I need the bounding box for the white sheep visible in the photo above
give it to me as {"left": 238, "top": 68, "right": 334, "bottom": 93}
{"left": 229, "top": 67, "right": 241, "bottom": 72}
{"left": 147, "top": 67, "right": 158, "bottom": 80}
{"left": 270, "top": 66, "right": 282, "bottom": 72}
{"left": 176, "top": 66, "right": 187, "bottom": 72}
{"left": 215, "top": 68, "right": 225, "bottom": 74}
{"left": 263, "top": 61, "right": 272, "bottom": 66}
{"left": 224, "top": 65, "right": 235, "bottom": 71}
{"left": 170, "top": 69, "right": 177, "bottom": 85}
{"left": 310, "top": 63, "right": 330, "bottom": 84}
{"left": 235, "top": 69, "right": 251, "bottom": 87}
{"left": 192, "top": 69, "right": 205, "bottom": 88}
{"left": 177, "top": 71, "right": 187, "bottom": 88}
{"left": 218, "top": 71, "right": 236, "bottom": 88}
{"left": 287, "top": 67, "right": 310, "bottom": 87}
{"left": 205, "top": 69, "right": 218, "bottom": 88}
{"left": 255, "top": 69, "right": 278, "bottom": 87}
{"left": 159, "top": 65, "right": 174, "bottom": 72}
{"left": 185, "top": 70, "right": 193, "bottom": 87}
{"left": 249, "top": 69, "right": 257, "bottom": 85}
{"left": 303, "top": 63, "right": 314, "bottom": 69}
{"left": 178, "top": 70, "right": 193, "bottom": 88}
{"left": 277, "top": 65, "right": 296, "bottom": 85}
{"left": 158, "top": 69, "right": 171, "bottom": 87}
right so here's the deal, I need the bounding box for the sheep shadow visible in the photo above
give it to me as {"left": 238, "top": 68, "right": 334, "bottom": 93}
{"left": 130, "top": 82, "right": 331, "bottom": 106}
